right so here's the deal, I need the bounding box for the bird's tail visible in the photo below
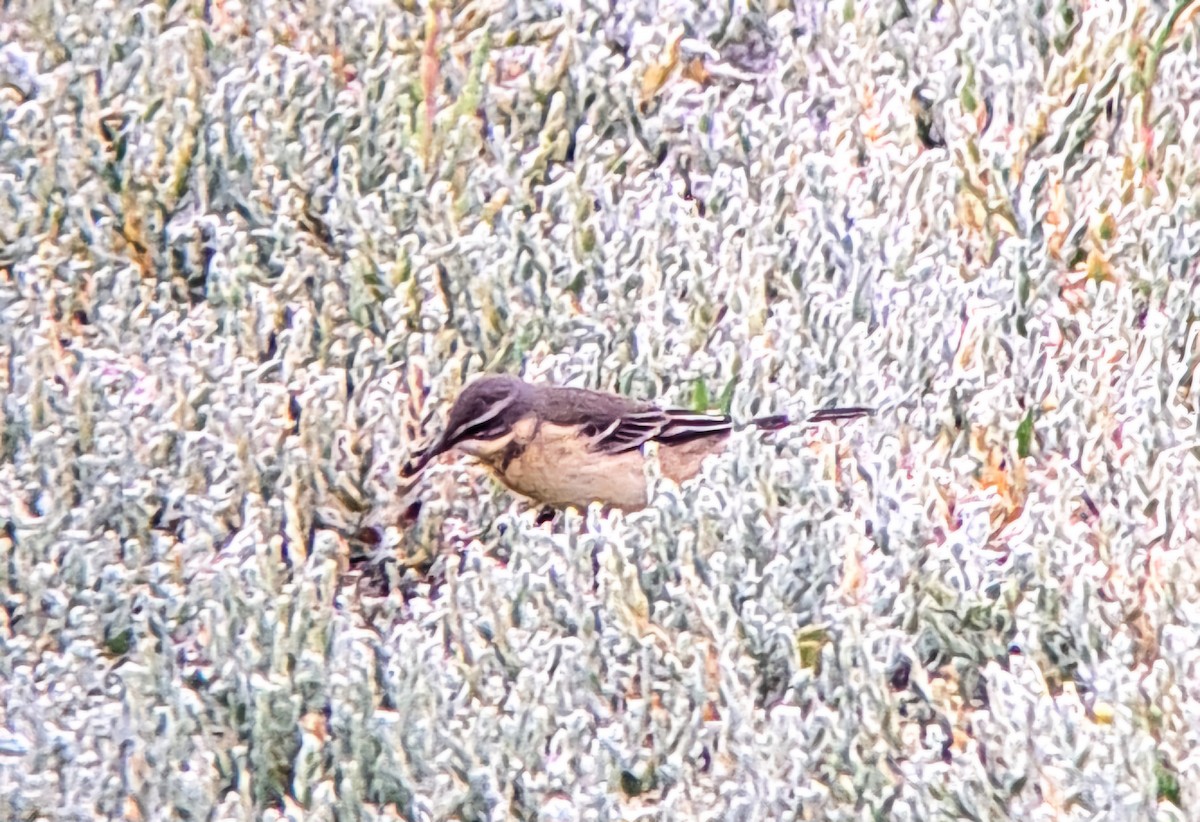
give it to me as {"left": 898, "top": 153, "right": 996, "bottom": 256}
{"left": 751, "top": 406, "right": 872, "bottom": 430}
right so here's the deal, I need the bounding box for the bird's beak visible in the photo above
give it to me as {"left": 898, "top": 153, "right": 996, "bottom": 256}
{"left": 401, "top": 433, "right": 449, "bottom": 478}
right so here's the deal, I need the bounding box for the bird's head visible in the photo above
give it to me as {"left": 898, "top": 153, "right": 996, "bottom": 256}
{"left": 402, "top": 374, "right": 532, "bottom": 476}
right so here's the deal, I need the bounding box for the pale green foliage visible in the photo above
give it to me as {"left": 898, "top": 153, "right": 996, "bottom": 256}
{"left": 1, "top": 0, "right": 1199, "bottom": 820}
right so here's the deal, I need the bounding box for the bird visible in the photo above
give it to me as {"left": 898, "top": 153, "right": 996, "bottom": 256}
{"left": 401, "top": 374, "right": 870, "bottom": 511}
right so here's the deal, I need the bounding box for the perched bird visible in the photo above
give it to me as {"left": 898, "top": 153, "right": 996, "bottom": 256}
{"left": 402, "top": 374, "right": 870, "bottom": 511}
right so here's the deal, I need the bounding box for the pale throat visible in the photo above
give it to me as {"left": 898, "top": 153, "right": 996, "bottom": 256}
{"left": 453, "top": 430, "right": 517, "bottom": 460}
{"left": 457, "top": 415, "right": 541, "bottom": 461}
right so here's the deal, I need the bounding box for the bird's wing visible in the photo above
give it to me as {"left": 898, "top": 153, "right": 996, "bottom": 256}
{"left": 584, "top": 409, "right": 732, "bottom": 455}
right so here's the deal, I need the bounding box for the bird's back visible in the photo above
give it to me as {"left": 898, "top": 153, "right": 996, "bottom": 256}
{"left": 535, "top": 385, "right": 653, "bottom": 426}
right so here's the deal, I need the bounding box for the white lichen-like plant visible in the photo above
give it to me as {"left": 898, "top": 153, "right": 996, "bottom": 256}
{"left": 1, "top": 0, "right": 1198, "bottom": 819}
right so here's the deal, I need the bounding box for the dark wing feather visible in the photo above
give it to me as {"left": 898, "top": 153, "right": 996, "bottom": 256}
{"left": 586, "top": 409, "right": 732, "bottom": 454}
{"left": 584, "top": 410, "right": 668, "bottom": 454}
{"left": 536, "top": 385, "right": 733, "bottom": 454}
{"left": 656, "top": 411, "right": 733, "bottom": 443}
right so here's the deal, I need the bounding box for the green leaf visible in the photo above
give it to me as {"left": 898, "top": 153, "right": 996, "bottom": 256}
{"left": 1156, "top": 757, "right": 1181, "bottom": 807}
{"left": 1016, "top": 409, "right": 1034, "bottom": 459}
{"left": 717, "top": 375, "right": 738, "bottom": 415}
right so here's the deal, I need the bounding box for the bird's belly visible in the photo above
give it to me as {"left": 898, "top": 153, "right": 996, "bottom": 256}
{"left": 493, "top": 423, "right": 649, "bottom": 510}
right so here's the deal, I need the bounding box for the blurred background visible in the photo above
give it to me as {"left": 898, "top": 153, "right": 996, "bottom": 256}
{"left": 1, "top": 0, "right": 1198, "bottom": 818}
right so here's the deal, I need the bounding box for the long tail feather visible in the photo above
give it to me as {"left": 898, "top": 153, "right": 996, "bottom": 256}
{"left": 750, "top": 406, "right": 873, "bottom": 430}
{"left": 805, "top": 406, "right": 873, "bottom": 424}
{"left": 751, "top": 414, "right": 792, "bottom": 431}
